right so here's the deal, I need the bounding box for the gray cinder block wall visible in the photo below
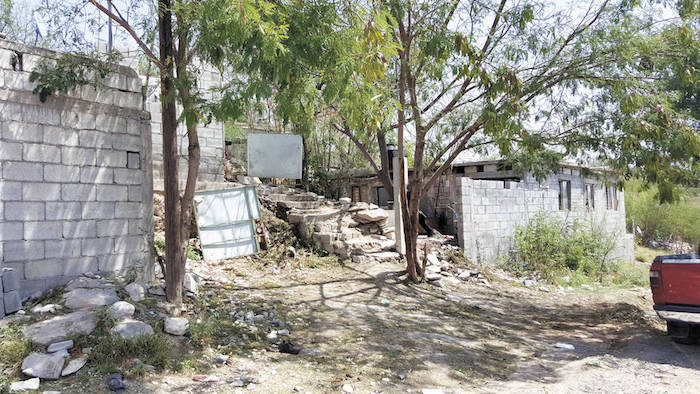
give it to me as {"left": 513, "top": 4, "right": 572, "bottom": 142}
{"left": 0, "top": 39, "right": 153, "bottom": 300}
{"left": 454, "top": 172, "right": 634, "bottom": 264}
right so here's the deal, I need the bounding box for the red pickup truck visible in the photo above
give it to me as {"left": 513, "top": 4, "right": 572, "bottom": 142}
{"left": 650, "top": 253, "right": 700, "bottom": 344}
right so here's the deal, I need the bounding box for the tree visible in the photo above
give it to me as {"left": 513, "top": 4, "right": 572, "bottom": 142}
{"left": 33, "top": 0, "right": 284, "bottom": 309}
{"left": 374, "top": 0, "right": 700, "bottom": 282}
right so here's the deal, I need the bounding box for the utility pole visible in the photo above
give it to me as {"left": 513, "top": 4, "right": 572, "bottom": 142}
{"left": 107, "top": 1, "right": 113, "bottom": 52}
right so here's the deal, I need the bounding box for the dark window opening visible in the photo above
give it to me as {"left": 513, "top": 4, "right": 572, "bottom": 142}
{"left": 606, "top": 186, "right": 618, "bottom": 210}
{"left": 559, "top": 180, "right": 571, "bottom": 210}
{"left": 376, "top": 187, "right": 389, "bottom": 207}
{"left": 476, "top": 165, "right": 484, "bottom": 173}
{"left": 585, "top": 184, "right": 595, "bottom": 209}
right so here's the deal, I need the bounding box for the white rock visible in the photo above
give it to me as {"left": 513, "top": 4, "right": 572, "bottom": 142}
{"left": 422, "top": 390, "right": 446, "bottom": 394}
{"left": 111, "top": 319, "right": 154, "bottom": 339}
{"left": 342, "top": 384, "right": 354, "bottom": 392}
{"left": 426, "top": 253, "right": 441, "bottom": 267}
{"left": 47, "top": 340, "right": 73, "bottom": 353}
{"left": 63, "top": 288, "right": 119, "bottom": 310}
{"left": 278, "top": 329, "right": 289, "bottom": 336}
{"left": 125, "top": 282, "right": 147, "bottom": 301}
{"left": 21, "top": 352, "right": 65, "bottom": 380}
{"left": 108, "top": 301, "right": 135, "bottom": 319}
{"left": 164, "top": 317, "right": 188, "bottom": 336}
{"left": 24, "top": 311, "right": 97, "bottom": 345}
{"left": 31, "top": 304, "right": 61, "bottom": 314}
{"left": 148, "top": 286, "right": 166, "bottom": 296}
{"left": 354, "top": 209, "right": 389, "bottom": 224}
{"left": 554, "top": 342, "right": 575, "bottom": 350}
{"left": 267, "top": 331, "right": 278, "bottom": 340}
{"left": 214, "top": 354, "right": 229, "bottom": 364}
{"left": 183, "top": 273, "right": 199, "bottom": 295}
{"left": 9, "top": 378, "right": 40, "bottom": 392}
{"left": 61, "top": 357, "right": 87, "bottom": 376}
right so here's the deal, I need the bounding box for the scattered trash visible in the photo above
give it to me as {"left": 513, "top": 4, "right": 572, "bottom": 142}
{"left": 279, "top": 340, "right": 301, "bottom": 355}
{"left": 381, "top": 299, "right": 391, "bottom": 306}
{"left": 107, "top": 373, "right": 126, "bottom": 392}
{"left": 301, "top": 349, "right": 322, "bottom": 356}
{"left": 193, "top": 375, "right": 221, "bottom": 382}
{"left": 554, "top": 343, "right": 575, "bottom": 350}
{"left": 214, "top": 354, "right": 229, "bottom": 364}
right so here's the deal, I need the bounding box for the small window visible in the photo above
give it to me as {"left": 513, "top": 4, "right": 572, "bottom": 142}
{"left": 585, "top": 184, "right": 595, "bottom": 209}
{"left": 559, "top": 180, "right": 571, "bottom": 210}
{"left": 606, "top": 186, "right": 618, "bottom": 210}
{"left": 376, "top": 187, "right": 389, "bottom": 207}
{"left": 476, "top": 165, "right": 484, "bottom": 173}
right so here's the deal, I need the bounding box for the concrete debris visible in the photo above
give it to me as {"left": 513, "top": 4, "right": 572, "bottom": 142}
{"left": 107, "top": 373, "right": 126, "bottom": 392}
{"left": 125, "top": 282, "right": 147, "bottom": 302}
{"left": 108, "top": 301, "right": 136, "bottom": 319}
{"left": 63, "top": 288, "right": 119, "bottom": 310}
{"left": 47, "top": 340, "right": 73, "bottom": 353}
{"left": 31, "top": 304, "right": 62, "bottom": 314}
{"left": 24, "top": 311, "right": 97, "bottom": 345}
{"left": 183, "top": 273, "right": 200, "bottom": 295}
{"left": 111, "top": 319, "right": 154, "bottom": 339}
{"left": 148, "top": 286, "right": 166, "bottom": 296}
{"left": 215, "top": 354, "right": 230, "bottom": 364}
{"left": 164, "top": 317, "right": 189, "bottom": 336}
{"left": 61, "top": 357, "right": 87, "bottom": 376}
{"left": 64, "top": 277, "right": 114, "bottom": 292}
{"left": 9, "top": 378, "right": 40, "bottom": 392}
{"left": 21, "top": 352, "right": 65, "bottom": 380}
{"left": 555, "top": 342, "right": 576, "bottom": 350}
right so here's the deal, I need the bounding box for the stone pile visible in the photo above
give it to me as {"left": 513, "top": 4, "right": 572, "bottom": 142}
{"left": 418, "top": 245, "right": 492, "bottom": 289}
{"left": 258, "top": 185, "right": 399, "bottom": 264}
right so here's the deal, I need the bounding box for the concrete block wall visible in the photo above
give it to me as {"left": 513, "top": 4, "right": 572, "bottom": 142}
{"left": 0, "top": 39, "right": 153, "bottom": 299}
{"left": 455, "top": 171, "right": 634, "bottom": 264}
{"left": 145, "top": 68, "right": 226, "bottom": 190}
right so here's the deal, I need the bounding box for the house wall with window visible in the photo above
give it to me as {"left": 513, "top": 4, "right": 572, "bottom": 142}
{"left": 454, "top": 169, "right": 633, "bottom": 264}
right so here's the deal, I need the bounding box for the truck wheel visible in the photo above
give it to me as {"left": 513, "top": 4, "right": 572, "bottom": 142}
{"left": 668, "top": 322, "right": 699, "bottom": 345}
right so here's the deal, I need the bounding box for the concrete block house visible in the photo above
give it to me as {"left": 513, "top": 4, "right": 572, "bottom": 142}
{"left": 331, "top": 159, "right": 634, "bottom": 264}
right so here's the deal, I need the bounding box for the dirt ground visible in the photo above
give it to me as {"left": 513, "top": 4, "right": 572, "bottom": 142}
{"left": 37, "top": 258, "right": 700, "bottom": 394}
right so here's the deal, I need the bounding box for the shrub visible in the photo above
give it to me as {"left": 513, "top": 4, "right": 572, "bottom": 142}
{"left": 504, "top": 212, "right": 617, "bottom": 280}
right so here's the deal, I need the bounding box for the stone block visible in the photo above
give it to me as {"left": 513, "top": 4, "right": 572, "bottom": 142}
{"left": 0, "top": 292, "right": 4, "bottom": 319}
{"left": 96, "top": 150, "right": 127, "bottom": 168}
{"left": 22, "top": 183, "right": 61, "bottom": 201}
{"left": 126, "top": 151, "right": 140, "bottom": 169}
{"left": 0, "top": 181, "right": 22, "bottom": 200}
{"left": 81, "top": 202, "right": 115, "bottom": 219}
{"left": 96, "top": 219, "right": 129, "bottom": 237}
{"left": 61, "top": 184, "right": 96, "bottom": 201}
{"left": 79, "top": 130, "right": 112, "bottom": 149}
{"left": 61, "top": 147, "right": 96, "bottom": 166}
{"left": 0, "top": 222, "right": 23, "bottom": 241}
{"left": 23, "top": 143, "right": 60, "bottom": 163}
{"left": 4, "top": 289, "right": 21, "bottom": 314}
{"left": 113, "top": 235, "right": 145, "bottom": 253}
{"left": 0, "top": 140, "right": 22, "bottom": 160}
{"left": 81, "top": 237, "right": 113, "bottom": 256}
{"left": 24, "top": 221, "right": 62, "bottom": 240}
{"left": 115, "top": 202, "right": 141, "bottom": 218}
{"left": 114, "top": 169, "right": 142, "bottom": 185}
{"left": 46, "top": 202, "right": 83, "bottom": 220}
{"left": 25, "top": 260, "right": 64, "bottom": 280}
{"left": 44, "top": 164, "right": 81, "bottom": 183}
{"left": 5, "top": 202, "right": 44, "bottom": 220}
{"left": 96, "top": 114, "right": 126, "bottom": 133}
{"left": 45, "top": 239, "right": 81, "bottom": 259}
{"left": 24, "top": 105, "right": 61, "bottom": 126}
{"left": 43, "top": 126, "right": 79, "bottom": 146}
{"left": 2, "top": 121, "right": 43, "bottom": 142}
{"left": 3, "top": 161, "right": 43, "bottom": 181}
{"left": 63, "top": 257, "right": 98, "bottom": 276}
{"left": 96, "top": 185, "right": 128, "bottom": 201}
{"left": 2, "top": 267, "right": 19, "bottom": 292}
{"left": 128, "top": 186, "right": 142, "bottom": 202}
{"left": 112, "top": 135, "right": 141, "bottom": 151}
{"left": 80, "top": 167, "right": 114, "bottom": 184}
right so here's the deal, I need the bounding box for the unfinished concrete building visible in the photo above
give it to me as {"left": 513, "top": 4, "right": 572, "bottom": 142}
{"left": 331, "top": 160, "right": 634, "bottom": 264}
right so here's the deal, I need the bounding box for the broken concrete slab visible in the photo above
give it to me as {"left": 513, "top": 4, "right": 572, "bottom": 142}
{"left": 4, "top": 289, "right": 21, "bottom": 314}
{"left": 111, "top": 319, "right": 154, "bottom": 339}
{"left": 354, "top": 209, "right": 389, "bottom": 224}
{"left": 21, "top": 352, "right": 65, "bottom": 380}
{"left": 61, "top": 356, "right": 87, "bottom": 376}
{"left": 47, "top": 340, "right": 73, "bottom": 353}
{"left": 24, "top": 311, "right": 97, "bottom": 345}
{"left": 125, "top": 282, "right": 147, "bottom": 302}
{"left": 2, "top": 267, "right": 19, "bottom": 292}
{"left": 63, "top": 288, "right": 119, "bottom": 310}
{"left": 9, "top": 377, "right": 40, "bottom": 392}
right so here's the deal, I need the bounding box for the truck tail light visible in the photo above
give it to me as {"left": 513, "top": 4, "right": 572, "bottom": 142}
{"left": 650, "top": 269, "right": 661, "bottom": 288}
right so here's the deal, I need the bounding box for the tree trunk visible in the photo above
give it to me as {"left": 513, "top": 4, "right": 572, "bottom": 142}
{"left": 377, "top": 130, "right": 393, "bottom": 196}
{"left": 301, "top": 133, "right": 309, "bottom": 190}
{"left": 159, "top": 0, "right": 185, "bottom": 307}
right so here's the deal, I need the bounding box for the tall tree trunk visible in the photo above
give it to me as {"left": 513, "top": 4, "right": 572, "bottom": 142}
{"left": 376, "top": 130, "right": 393, "bottom": 197}
{"left": 159, "top": 0, "right": 185, "bottom": 306}
{"left": 301, "top": 132, "right": 309, "bottom": 190}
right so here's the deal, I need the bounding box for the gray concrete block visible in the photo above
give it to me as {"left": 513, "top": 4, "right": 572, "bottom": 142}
{"left": 63, "top": 257, "right": 98, "bottom": 277}
{"left": 44, "top": 164, "right": 81, "bottom": 183}
{"left": 3, "top": 240, "right": 44, "bottom": 261}
{"left": 44, "top": 239, "right": 81, "bottom": 259}
{"left": 4, "top": 202, "right": 45, "bottom": 220}
{"left": 23, "top": 143, "right": 61, "bottom": 163}
{"left": 96, "top": 114, "right": 126, "bottom": 133}
{"left": 62, "top": 184, "right": 96, "bottom": 201}
{"left": 2, "top": 121, "right": 43, "bottom": 142}
{"left": 114, "top": 169, "right": 142, "bottom": 185}
{"left": 3, "top": 162, "right": 43, "bottom": 181}
{"left": 0, "top": 222, "right": 23, "bottom": 241}
{"left": 79, "top": 130, "right": 112, "bottom": 149}
{"left": 22, "top": 183, "right": 61, "bottom": 201}
{"left": 126, "top": 151, "right": 140, "bottom": 169}
{"left": 24, "top": 260, "right": 64, "bottom": 280}
{"left": 0, "top": 181, "right": 22, "bottom": 200}
{"left": 0, "top": 140, "right": 22, "bottom": 160}
{"left": 46, "top": 202, "right": 83, "bottom": 220}
{"left": 81, "top": 202, "right": 115, "bottom": 219}
{"left": 81, "top": 237, "right": 113, "bottom": 257}
{"left": 43, "top": 126, "right": 79, "bottom": 146}
{"left": 2, "top": 267, "right": 19, "bottom": 292}
{"left": 96, "top": 219, "right": 129, "bottom": 237}
{"left": 62, "top": 220, "right": 97, "bottom": 238}
{"left": 128, "top": 186, "right": 142, "bottom": 202}
{"left": 96, "top": 150, "right": 127, "bottom": 168}
{"left": 113, "top": 235, "right": 146, "bottom": 253}
{"left": 96, "top": 185, "right": 128, "bottom": 201}
{"left": 61, "top": 147, "right": 96, "bottom": 166}
{"left": 24, "top": 221, "right": 62, "bottom": 240}
{"left": 114, "top": 202, "right": 141, "bottom": 218}
{"left": 3, "top": 289, "right": 20, "bottom": 314}
{"left": 80, "top": 167, "right": 114, "bottom": 184}
{"left": 0, "top": 291, "right": 4, "bottom": 318}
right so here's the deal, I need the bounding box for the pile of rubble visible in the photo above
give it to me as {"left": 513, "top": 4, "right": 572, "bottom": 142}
{"left": 258, "top": 185, "right": 400, "bottom": 264}
{"left": 7, "top": 273, "right": 201, "bottom": 392}
{"left": 418, "top": 243, "right": 492, "bottom": 289}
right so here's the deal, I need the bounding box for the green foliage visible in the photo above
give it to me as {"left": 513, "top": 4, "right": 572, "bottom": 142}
{"left": 0, "top": 325, "right": 33, "bottom": 392}
{"left": 87, "top": 333, "right": 172, "bottom": 373}
{"left": 503, "top": 212, "right": 618, "bottom": 281}
{"left": 29, "top": 52, "right": 122, "bottom": 102}
{"left": 625, "top": 178, "right": 700, "bottom": 248}
{"left": 188, "top": 315, "right": 249, "bottom": 348}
